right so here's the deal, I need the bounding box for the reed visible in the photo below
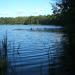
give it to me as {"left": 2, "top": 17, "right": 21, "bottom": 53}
{"left": 0, "top": 31, "right": 21, "bottom": 75}
{"left": 0, "top": 32, "right": 8, "bottom": 75}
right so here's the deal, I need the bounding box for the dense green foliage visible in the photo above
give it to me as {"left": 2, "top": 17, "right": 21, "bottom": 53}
{"left": 0, "top": 14, "right": 63, "bottom": 25}
{"left": 54, "top": 0, "right": 75, "bottom": 28}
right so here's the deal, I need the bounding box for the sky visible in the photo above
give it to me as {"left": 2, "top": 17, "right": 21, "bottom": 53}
{"left": 0, "top": 0, "right": 57, "bottom": 17}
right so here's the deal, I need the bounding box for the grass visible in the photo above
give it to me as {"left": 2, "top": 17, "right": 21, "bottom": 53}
{"left": 0, "top": 32, "right": 8, "bottom": 75}
{"left": 0, "top": 60, "right": 7, "bottom": 75}
{"left": 0, "top": 31, "right": 22, "bottom": 75}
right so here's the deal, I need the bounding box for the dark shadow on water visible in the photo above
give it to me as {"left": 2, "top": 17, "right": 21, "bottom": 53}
{"left": 47, "top": 32, "right": 75, "bottom": 75}
{"left": 62, "top": 33, "right": 75, "bottom": 75}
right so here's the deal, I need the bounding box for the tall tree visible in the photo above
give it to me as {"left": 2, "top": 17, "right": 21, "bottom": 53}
{"left": 53, "top": 0, "right": 75, "bottom": 31}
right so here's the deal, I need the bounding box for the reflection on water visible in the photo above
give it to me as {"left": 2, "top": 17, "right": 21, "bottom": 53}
{"left": 61, "top": 33, "right": 75, "bottom": 75}
{"left": 0, "top": 25, "right": 74, "bottom": 75}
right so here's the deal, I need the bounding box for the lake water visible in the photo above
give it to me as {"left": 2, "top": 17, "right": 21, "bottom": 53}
{"left": 0, "top": 25, "right": 72, "bottom": 75}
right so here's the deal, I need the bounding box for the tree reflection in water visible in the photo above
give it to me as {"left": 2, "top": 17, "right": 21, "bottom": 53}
{"left": 48, "top": 32, "right": 75, "bottom": 75}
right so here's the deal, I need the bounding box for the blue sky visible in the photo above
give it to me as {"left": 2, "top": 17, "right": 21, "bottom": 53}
{"left": 0, "top": 0, "right": 57, "bottom": 17}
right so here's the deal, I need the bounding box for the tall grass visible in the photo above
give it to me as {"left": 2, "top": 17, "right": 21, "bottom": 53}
{"left": 0, "top": 32, "right": 8, "bottom": 75}
{"left": 0, "top": 32, "right": 21, "bottom": 75}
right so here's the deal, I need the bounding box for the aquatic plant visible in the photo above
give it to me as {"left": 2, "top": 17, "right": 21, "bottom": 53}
{"left": 0, "top": 31, "right": 21, "bottom": 75}
{"left": 0, "top": 32, "right": 8, "bottom": 75}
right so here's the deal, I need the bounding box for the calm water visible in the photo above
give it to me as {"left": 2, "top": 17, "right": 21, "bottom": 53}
{"left": 0, "top": 25, "right": 72, "bottom": 75}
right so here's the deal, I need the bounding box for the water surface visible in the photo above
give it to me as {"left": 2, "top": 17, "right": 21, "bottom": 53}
{"left": 0, "top": 24, "right": 69, "bottom": 75}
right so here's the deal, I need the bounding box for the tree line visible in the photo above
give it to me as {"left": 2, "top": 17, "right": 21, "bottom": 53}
{"left": 0, "top": 14, "right": 64, "bottom": 25}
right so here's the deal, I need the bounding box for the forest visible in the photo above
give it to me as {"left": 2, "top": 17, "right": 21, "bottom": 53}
{"left": 0, "top": 14, "right": 63, "bottom": 25}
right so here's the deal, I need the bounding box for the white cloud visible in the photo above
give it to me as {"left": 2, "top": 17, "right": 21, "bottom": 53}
{"left": 0, "top": 11, "right": 9, "bottom": 17}
{"left": 32, "top": 8, "right": 51, "bottom": 16}
{"left": 16, "top": 9, "right": 27, "bottom": 14}
{"left": 15, "top": 9, "right": 30, "bottom": 16}
{"left": 0, "top": 8, "right": 51, "bottom": 17}
{"left": 0, "top": 10, "right": 15, "bottom": 17}
{"left": 15, "top": 8, "right": 51, "bottom": 16}
{"left": 33, "top": 8, "right": 45, "bottom": 15}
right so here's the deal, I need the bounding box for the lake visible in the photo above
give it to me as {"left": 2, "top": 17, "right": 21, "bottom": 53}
{"left": 0, "top": 25, "right": 72, "bottom": 75}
